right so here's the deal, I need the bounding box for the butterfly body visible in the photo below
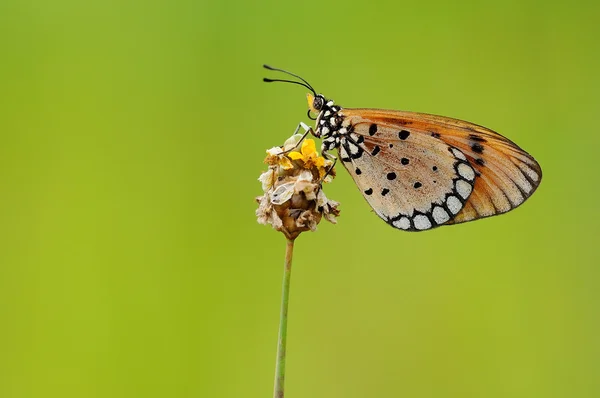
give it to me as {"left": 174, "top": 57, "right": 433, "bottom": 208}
{"left": 263, "top": 66, "right": 542, "bottom": 232}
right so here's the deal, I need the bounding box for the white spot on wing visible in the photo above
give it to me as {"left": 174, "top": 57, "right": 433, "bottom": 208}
{"left": 457, "top": 163, "right": 475, "bottom": 181}
{"left": 451, "top": 148, "right": 467, "bottom": 160}
{"left": 340, "top": 145, "right": 349, "bottom": 159}
{"left": 432, "top": 206, "right": 450, "bottom": 224}
{"left": 456, "top": 179, "right": 473, "bottom": 199}
{"left": 324, "top": 111, "right": 331, "bottom": 117}
{"left": 321, "top": 127, "right": 330, "bottom": 135}
{"left": 392, "top": 217, "right": 411, "bottom": 230}
{"left": 446, "top": 195, "right": 462, "bottom": 214}
{"left": 413, "top": 215, "right": 432, "bottom": 230}
{"left": 348, "top": 142, "right": 360, "bottom": 155}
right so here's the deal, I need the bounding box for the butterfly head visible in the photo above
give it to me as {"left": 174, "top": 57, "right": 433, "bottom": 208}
{"left": 262, "top": 65, "right": 342, "bottom": 139}
{"left": 306, "top": 93, "right": 341, "bottom": 138}
{"left": 307, "top": 93, "right": 325, "bottom": 113}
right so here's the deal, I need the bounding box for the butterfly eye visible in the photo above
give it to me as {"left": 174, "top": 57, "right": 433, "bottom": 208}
{"left": 312, "top": 95, "right": 325, "bottom": 111}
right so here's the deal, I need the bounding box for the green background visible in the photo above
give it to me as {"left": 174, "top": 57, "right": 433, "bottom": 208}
{"left": 0, "top": 0, "right": 599, "bottom": 397}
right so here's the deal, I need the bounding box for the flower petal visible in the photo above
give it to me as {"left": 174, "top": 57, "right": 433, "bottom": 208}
{"left": 283, "top": 134, "right": 304, "bottom": 151}
{"left": 258, "top": 169, "right": 276, "bottom": 191}
{"left": 301, "top": 139, "right": 317, "bottom": 156}
{"left": 298, "top": 170, "right": 313, "bottom": 181}
{"left": 288, "top": 151, "right": 303, "bottom": 160}
{"left": 266, "top": 146, "right": 283, "bottom": 156}
{"left": 270, "top": 182, "right": 295, "bottom": 205}
{"left": 279, "top": 157, "right": 294, "bottom": 170}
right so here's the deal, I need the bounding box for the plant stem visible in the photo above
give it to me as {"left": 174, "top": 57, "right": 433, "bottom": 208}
{"left": 273, "top": 238, "right": 295, "bottom": 398}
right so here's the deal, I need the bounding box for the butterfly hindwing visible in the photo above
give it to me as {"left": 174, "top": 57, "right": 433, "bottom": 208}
{"left": 337, "top": 108, "right": 541, "bottom": 229}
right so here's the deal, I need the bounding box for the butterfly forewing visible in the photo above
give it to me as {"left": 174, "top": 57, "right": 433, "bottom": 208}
{"left": 337, "top": 112, "right": 476, "bottom": 231}
{"left": 337, "top": 108, "right": 541, "bottom": 230}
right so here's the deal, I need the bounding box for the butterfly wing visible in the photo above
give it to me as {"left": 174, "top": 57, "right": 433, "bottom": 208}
{"left": 336, "top": 108, "right": 542, "bottom": 230}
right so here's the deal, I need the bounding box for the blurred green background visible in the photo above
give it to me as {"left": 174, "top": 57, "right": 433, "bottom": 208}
{"left": 0, "top": 0, "right": 599, "bottom": 397}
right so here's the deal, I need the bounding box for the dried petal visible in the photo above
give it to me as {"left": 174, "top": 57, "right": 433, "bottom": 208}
{"left": 267, "top": 146, "right": 284, "bottom": 156}
{"left": 271, "top": 182, "right": 295, "bottom": 205}
{"left": 258, "top": 169, "right": 276, "bottom": 192}
{"left": 279, "top": 156, "right": 294, "bottom": 170}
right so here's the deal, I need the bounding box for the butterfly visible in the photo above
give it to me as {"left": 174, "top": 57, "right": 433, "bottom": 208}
{"left": 263, "top": 65, "right": 542, "bottom": 231}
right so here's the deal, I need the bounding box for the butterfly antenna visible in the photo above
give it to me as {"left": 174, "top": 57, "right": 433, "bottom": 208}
{"left": 263, "top": 78, "right": 316, "bottom": 96}
{"left": 263, "top": 65, "right": 317, "bottom": 96}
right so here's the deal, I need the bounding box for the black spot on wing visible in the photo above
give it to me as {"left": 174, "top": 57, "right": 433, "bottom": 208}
{"left": 369, "top": 124, "right": 377, "bottom": 136}
{"left": 469, "top": 134, "right": 487, "bottom": 143}
{"left": 471, "top": 143, "right": 484, "bottom": 153}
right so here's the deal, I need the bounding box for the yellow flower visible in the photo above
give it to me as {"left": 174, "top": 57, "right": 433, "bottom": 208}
{"left": 288, "top": 139, "right": 325, "bottom": 170}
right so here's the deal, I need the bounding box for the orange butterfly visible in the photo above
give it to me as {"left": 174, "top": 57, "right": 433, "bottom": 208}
{"left": 264, "top": 65, "right": 542, "bottom": 231}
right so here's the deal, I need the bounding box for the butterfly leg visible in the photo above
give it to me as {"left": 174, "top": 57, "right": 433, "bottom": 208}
{"left": 319, "top": 150, "right": 337, "bottom": 184}
{"left": 278, "top": 122, "right": 314, "bottom": 155}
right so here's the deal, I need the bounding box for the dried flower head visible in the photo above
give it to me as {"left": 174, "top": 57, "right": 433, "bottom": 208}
{"left": 256, "top": 132, "right": 340, "bottom": 240}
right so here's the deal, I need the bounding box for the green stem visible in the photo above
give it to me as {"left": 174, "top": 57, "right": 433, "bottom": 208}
{"left": 273, "top": 239, "right": 294, "bottom": 398}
